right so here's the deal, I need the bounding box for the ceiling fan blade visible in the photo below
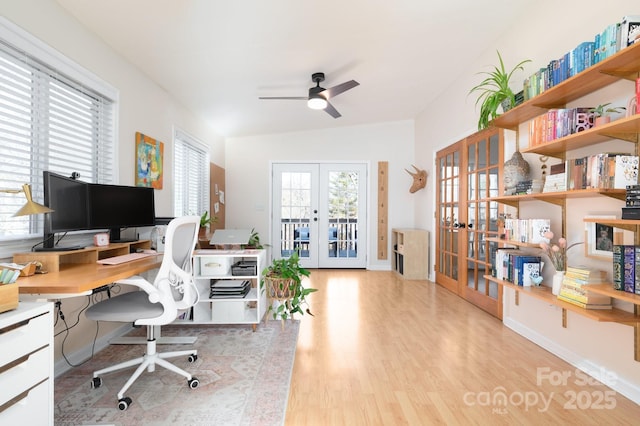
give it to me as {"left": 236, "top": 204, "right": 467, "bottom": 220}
{"left": 324, "top": 102, "right": 341, "bottom": 118}
{"left": 258, "top": 96, "right": 307, "bottom": 100}
{"left": 324, "top": 80, "right": 359, "bottom": 98}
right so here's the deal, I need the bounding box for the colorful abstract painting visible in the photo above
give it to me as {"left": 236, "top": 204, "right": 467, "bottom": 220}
{"left": 135, "top": 132, "right": 163, "bottom": 189}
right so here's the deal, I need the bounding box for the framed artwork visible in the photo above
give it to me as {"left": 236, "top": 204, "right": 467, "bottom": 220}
{"left": 584, "top": 215, "right": 633, "bottom": 259}
{"left": 135, "top": 132, "right": 164, "bottom": 189}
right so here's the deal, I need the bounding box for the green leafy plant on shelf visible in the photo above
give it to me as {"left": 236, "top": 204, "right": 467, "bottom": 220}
{"left": 469, "top": 50, "right": 531, "bottom": 130}
{"left": 589, "top": 103, "right": 626, "bottom": 117}
{"left": 242, "top": 228, "right": 270, "bottom": 249}
{"left": 199, "top": 211, "right": 217, "bottom": 229}
{"left": 262, "top": 252, "right": 316, "bottom": 322}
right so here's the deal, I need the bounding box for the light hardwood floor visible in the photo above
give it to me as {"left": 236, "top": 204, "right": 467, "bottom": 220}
{"left": 285, "top": 270, "right": 640, "bottom": 425}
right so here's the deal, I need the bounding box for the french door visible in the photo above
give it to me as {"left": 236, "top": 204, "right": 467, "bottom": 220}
{"left": 435, "top": 128, "right": 504, "bottom": 318}
{"left": 272, "top": 163, "right": 367, "bottom": 269}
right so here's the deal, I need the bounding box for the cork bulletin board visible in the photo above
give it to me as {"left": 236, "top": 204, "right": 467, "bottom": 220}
{"left": 210, "top": 162, "right": 225, "bottom": 231}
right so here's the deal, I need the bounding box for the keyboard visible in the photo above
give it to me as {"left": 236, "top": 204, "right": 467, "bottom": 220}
{"left": 97, "top": 252, "right": 156, "bottom": 265}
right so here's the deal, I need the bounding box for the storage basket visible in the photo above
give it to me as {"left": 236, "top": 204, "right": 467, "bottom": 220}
{"left": 264, "top": 277, "right": 294, "bottom": 301}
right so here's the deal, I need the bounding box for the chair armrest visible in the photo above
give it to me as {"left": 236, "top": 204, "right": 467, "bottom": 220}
{"left": 115, "top": 275, "right": 162, "bottom": 303}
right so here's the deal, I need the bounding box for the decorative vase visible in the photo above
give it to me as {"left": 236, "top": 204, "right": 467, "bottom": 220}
{"left": 503, "top": 151, "right": 530, "bottom": 195}
{"left": 552, "top": 270, "right": 565, "bottom": 296}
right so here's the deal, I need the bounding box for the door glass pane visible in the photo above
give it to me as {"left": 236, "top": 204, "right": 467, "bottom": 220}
{"left": 280, "top": 171, "right": 312, "bottom": 258}
{"left": 489, "top": 166, "right": 499, "bottom": 197}
{"left": 468, "top": 172, "right": 476, "bottom": 200}
{"left": 328, "top": 171, "right": 359, "bottom": 258}
{"left": 478, "top": 138, "right": 487, "bottom": 168}
{"left": 468, "top": 145, "right": 476, "bottom": 172}
{"left": 489, "top": 134, "right": 499, "bottom": 166}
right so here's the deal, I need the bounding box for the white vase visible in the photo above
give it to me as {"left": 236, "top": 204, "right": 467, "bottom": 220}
{"left": 552, "top": 271, "right": 564, "bottom": 296}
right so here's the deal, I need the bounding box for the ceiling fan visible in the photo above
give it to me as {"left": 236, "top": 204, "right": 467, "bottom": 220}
{"left": 259, "top": 72, "right": 359, "bottom": 118}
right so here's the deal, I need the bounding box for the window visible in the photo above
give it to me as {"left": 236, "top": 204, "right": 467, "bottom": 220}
{"left": 173, "top": 128, "right": 210, "bottom": 218}
{"left": 0, "top": 19, "right": 115, "bottom": 240}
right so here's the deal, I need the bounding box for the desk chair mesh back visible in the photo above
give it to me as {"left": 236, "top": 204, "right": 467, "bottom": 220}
{"left": 85, "top": 215, "right": 201, "bottom": 410}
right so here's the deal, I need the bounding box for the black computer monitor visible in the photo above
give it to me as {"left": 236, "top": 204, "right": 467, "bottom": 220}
{"left": 89, "top": 183, "right": 156, "bottom": 243}
{"left": 41, "top": 171, "right": 91, "bottom": 250}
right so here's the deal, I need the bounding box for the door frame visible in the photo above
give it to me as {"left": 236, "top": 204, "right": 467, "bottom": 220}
{"left": 435, "top": 128, "right": 504, "bottom": 319}
{"left": 270, "top": 161, "right": 368, "bottom": 269}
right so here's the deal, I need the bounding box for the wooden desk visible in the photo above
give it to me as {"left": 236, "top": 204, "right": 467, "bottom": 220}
{"left": 17, "top": 256, "right": 162, "bottom": 296}
{"left": 12, "top": 243, "right": 192, "bottom": 345}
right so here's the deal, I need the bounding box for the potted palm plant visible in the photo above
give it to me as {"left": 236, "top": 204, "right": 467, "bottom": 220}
{"left": 469, "top": 51, "right": 531, "bottom": 130}
{"left": 262, "top": 252, "right": 316, "bottom": 326}
{"left": 589, "top": 103, "right": 626, "bottom": 126}
{"left": 197, "top": 211, "right": 217, "bottom": 246}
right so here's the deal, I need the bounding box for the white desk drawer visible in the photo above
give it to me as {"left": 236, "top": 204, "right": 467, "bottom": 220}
{"left": 0, "top": 346, "right": 50, "bottom": 406}
{"left": 0, "top": 312, "right": 50, "bottom": 366}
{"left": 0, "top": 379, "right": 50, "bottom": 424}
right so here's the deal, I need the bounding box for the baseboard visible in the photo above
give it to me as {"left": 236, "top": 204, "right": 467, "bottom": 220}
{"left": 54, "top": 323, "right": 133, "bottom": 378}
{"left": 503, "top": 316, "right": 640, "bottom": 405}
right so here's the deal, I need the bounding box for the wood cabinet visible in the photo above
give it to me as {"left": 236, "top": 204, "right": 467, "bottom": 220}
{"left": 486, "top": 41, "right": 640, "bottom": 359}
{"left": 0, "top": 302, "right": 53, "bottom": 425}
{"left": 391, "top": 228, "right": 429, "bottom": 279}
{"left": 188, "top": 249, "right": 267, "bottom": 330}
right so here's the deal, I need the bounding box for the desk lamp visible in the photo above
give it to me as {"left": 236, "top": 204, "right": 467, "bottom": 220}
{"left": 0, "top": 183, "right": 54, "bottom": 216}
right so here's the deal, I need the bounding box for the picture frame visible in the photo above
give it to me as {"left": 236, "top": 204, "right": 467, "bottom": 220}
{"left": 135, "top": 132, "right": 164, "bottom": 189}
{"left": 584, "top": 215, "right": 633, "bottom": 259}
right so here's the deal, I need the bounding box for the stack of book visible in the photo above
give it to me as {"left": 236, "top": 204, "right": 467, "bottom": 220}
{"left": 514, "top": 179, "right": 544, "bottom": 195}
{"left": 210, "top": 280, "right": 251, "bottom": 299}
{"left": 502, "top": 218, "right": 550, "bottom": 244}
{"left": 557, "top": 266, "right": 612, "bottom": 309}
{"left": 612, "top": 245, "right": 640, "bottom": 294}
{"left": 622, "top": 185, "right": 640, "bottom": 220}
{"left": 543, "top": 163, "right": 567, "bottom": 192}
{"left": 493, "top": 248, "right": 542, "bottom": 287}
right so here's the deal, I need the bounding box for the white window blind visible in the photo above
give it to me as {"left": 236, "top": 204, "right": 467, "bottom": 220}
{"left": 0, "top": 38, "right": 115, "bottom": 239}
{"left": 173, "top": 129, "right": 210, "bottom": 217}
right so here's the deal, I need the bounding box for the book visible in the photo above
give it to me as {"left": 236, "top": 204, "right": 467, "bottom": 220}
{"left": 614, "top": 155, "right": 639, "bottom": 189}
{"left": 635, "top": 246, "right": 640, "bottom": 296}
{"left": 612, "top": 245, "right": 625, "bottom": 291}
{"left": 529, "top": 219, "right": 551, "bottom": 244}
{"left": 557, "top": 293, "right": 613, "bottom": 309}
{"left": 624, "top": 245, "right": 636, "bottom": 293}
{"left": 560, "top": 266, "right": 611, "bottom": 305}
{"left": 514, "top": 255, "right": 542, "bottom": 287}
{"left": 620, "top": 16, "right": 640, "bottom": 48}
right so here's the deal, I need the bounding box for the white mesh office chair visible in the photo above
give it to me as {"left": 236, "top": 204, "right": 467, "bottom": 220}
{"left": 86, "top": 215, "right": 201, "bottom": 410}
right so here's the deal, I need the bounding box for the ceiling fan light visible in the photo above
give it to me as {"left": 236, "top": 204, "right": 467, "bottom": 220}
{"left": 308, "top": 96, "right": 327, "bottom": 110}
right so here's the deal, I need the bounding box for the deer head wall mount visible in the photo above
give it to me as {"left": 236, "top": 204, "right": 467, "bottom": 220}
{"left": 405, "top": 165, "right": 427, "bottom": 193}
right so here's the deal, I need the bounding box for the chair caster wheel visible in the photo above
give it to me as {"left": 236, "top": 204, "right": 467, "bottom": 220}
{"left": 188, "top": 354, "right": 198, "bottom": 363}
{"left": 118, "top": 397, "right": 132, "bottom": 411}
{"left": 188, "top": 377, "right": 199, "bottom": 389}
{"left": 91, "top": 377, "right": 102, "bottom": 389}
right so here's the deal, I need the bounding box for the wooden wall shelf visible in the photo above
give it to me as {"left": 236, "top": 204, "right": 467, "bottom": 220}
{"left": 492, "top": 42, "right": 640, "bottom": 130}
{"left": 487, "top": 275, "right": 640, "bottom": 361}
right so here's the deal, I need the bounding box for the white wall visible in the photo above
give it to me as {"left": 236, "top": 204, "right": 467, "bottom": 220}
{"left": 2, "top": 0, "right": 225, "bottom": 217}
{"left": 414, "top": 0, "right": 640, "bottom": 403}
{"left": 225, "top": 120, "right": 416, "bottom": 271}
{"left": 2, "top": 0, "right": 225, "bottom": 372}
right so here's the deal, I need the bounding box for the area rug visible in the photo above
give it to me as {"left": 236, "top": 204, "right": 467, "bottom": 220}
{"left": 54, "top": 321, "right": 300, "bottom": 426}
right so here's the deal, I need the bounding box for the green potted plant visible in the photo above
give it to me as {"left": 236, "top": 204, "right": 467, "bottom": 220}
{"left": 243, "top": 228, "right": 269, "bottom": 249}
{"left": 589, "top": 103, "right": 626, "bottom": 126}
{"left": 197, "top": 211, "right": 217, "bottom": 245}
{"left": 262, "top": 252, "right": 316, "bottom": 325}
{"left": 469, "top": 51, "right": 531, "bottom": 130}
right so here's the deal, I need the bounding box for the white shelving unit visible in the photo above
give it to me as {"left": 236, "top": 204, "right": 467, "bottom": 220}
{"left": 188, "top": 249, "right": 267, "bottom": 330}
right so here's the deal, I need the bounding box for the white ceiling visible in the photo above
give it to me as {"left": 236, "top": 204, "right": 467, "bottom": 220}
{"left": 56, "top": 0, "right": 535, "bottom": 138}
